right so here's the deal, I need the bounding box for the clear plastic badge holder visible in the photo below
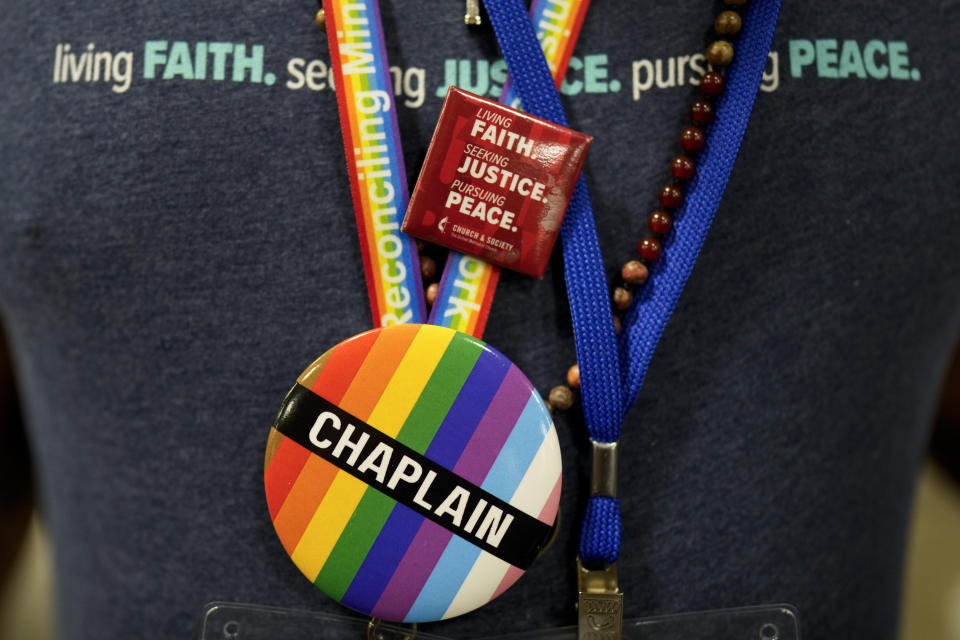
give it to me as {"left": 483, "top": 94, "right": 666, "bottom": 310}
{"left": 199, "top": 602, "right": 800, "bottom": 640}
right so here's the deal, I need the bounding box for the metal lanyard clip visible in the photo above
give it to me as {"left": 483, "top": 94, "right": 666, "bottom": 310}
{"left": 578, "top": 439, "right": 622, "bottom": 639}
{"left": 464, "top": 0, "right": 482, "bottom": 25}
{"left": 577, "top": 558, "right": 623, "bottom": 640}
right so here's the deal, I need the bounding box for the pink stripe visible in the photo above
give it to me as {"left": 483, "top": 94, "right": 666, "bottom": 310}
{"left": 492, "top": 565, "right": 524, "bottom": 601}
{"left": 537, "top": 474, "right": 562, "bottom": 525}
{"left": 491, "top": 476, "right": 562, "bottom": 600}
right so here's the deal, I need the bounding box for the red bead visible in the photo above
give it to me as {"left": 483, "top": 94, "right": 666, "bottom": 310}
{"left": 670, "top": 155, "right": 695, "bottom": 180}
{"left": 700, "top": 71, "right": 725, "bottom": 95}
{"left": 658, "top": 184, "right": 683, "bottom": 209}
{"left": 680, "top": 126, "right": 705, "bottom": 152}
{"left": 648, "top": 210, "right": 673, "bottom": 235}
{"left": 637, "top": 236, "right": 663, "bottom": 262}
{"left": 690, "top": 99, "right": 714, "bottom": 124}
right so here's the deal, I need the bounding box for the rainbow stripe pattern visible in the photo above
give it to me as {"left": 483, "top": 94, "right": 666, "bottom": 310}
{"left": 324, "top": 0, "right": 427, "bottom": 327}
{"left": 264, "top": 324, "right": 561, "bottom": 622}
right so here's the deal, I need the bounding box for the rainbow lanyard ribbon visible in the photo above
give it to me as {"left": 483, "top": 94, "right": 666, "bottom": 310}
{"left": 322, "top": 0, "right": 589, "bottom": 339}
{"left": 323, "top": 0, "right": 427, "bottom": 327}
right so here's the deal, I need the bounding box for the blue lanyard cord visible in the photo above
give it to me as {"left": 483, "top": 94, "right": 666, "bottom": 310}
{"left": 482, "top": 0, "right": 625, "bottom": 445}
{"left": 482, "top": 0, "right": 782, "bottom": 566}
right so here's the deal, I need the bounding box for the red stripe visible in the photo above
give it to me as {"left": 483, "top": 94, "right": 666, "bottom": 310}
{"left": 273, "top": 454, "right": 341, "bottom": 554}
{"left": 311, "top": 328, "right": 379, "bottom": 402}
{"left": 266, "top": 329, "right": 379, "bottom": 539}
{"left": 265, "top": 436, "right": 311, "bottom": 519}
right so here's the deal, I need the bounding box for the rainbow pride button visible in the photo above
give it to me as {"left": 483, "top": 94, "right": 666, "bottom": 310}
{"left": 264, "top": 324, "right": 562, "bottom": 622}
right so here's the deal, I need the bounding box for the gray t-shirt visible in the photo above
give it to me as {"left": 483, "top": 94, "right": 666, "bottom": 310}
{"left": 1, "top": 1, "right": 958, "bottom": 638}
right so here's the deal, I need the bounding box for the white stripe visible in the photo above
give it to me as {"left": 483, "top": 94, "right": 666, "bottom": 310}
{"left": 442, "top": 429, "right": 562, "bottom": 619}
{"left": 507, "top": 426, "right": 562, "bottom": 515}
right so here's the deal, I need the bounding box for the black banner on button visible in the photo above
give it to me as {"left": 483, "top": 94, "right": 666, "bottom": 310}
{"left": 273, "top": 383, "right": 553, "bottom": 569}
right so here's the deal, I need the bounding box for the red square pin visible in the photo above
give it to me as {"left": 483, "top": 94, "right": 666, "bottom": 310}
{"left": 402, "top": 87, "right": 592, "bottom": 278}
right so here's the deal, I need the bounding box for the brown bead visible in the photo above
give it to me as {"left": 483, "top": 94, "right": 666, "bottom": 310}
{"left": 680, "top": 126, "right": 705, "bottom": 152}
{"left": 659, "top": 184, "right": 684, "bottom": 209}
{"left": 544, "top": 400, "right": 555, "bottom": 415}
{"left": 566, "top": 364, "right": 581, "bottom": 389}
{"left": 549, "top": 385, "right": 575, "bottom": 411}
{"left": 621, "top": 260, "right": 649, "bottom": 285}
{"left": 612, "top": 315, "right": 622, "bottom": 334}
{"left": 419, "top": 255, "right": 437, "bottom": 280}
{"left": 637, "top": 236, "right": 663, "bottom": 263}
{"left": 315, "top": 8, "right": 326, "bottom": 29}
{"left": 714, "top": 10, "right": 742, "bottom": 35}
{"left": 648, "top": 210, "right": 673, "bottom": 235}
{"left": 700, "top": 71, "right": 725, "bottom": 95}
{"left": 670, "top": 155, "right": 696, "bottom": 180}
{"left": 612, "top": 286, "right": 633, "bottom": 310}
{"left": 425, "top": 282, "right": 439, "bottom": 306}
{"left": 416, "top": 239, "right": 427, "bottom": 252}
{"left": 689, "top": 99, "right": 715, "bottom": 124}
{"left": 706, "top": 40, "right": 735, "bottom": 67}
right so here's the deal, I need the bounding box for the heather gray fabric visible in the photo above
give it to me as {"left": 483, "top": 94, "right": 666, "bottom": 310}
{"left": 1, "top": 1, "right": 958, "bottom": 638}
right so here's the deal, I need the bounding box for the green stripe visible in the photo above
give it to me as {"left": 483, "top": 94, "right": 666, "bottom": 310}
{"left": 315, "top": 488, "right": 393, "bottom": 600}
{"left": 394, "top": 335, "right": 484, "bottom": 450}
{"left": 314, "top": 333, "right": 483, "bottom": 599}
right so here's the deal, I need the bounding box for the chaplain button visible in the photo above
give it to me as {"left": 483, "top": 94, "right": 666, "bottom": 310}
{"left": 263, "top": 323, "right": 562, "bottom": 623}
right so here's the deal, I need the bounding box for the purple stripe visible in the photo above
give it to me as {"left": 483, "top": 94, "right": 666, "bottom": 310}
{"left": 373, "top": 522, "right": 453, "bottom": 620}
{"left": 451, "top": 365, "right": 531, "bottom": 481}
{"left": 422, "top": 359, "right": 514, "bottom": 467}
{"left": 371, "top": 365, "right": 532, "bottom": 619}
{"left": 339, "top": 347, "right": 509, "bottom": 614}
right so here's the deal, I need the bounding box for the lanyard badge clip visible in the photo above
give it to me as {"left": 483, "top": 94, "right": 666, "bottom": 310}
{"left": 577, "top": 440, "right": 622, "bottom": 640}
{"left": 577, "top": 557, "right": 623, "bottom": 640}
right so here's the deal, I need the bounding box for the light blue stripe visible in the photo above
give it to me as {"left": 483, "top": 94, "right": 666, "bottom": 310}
{"left": 480, "top": 395, "right": 550, "bottom": 498}
{"left": 403, "top": 394, "right": 550, "bottom": 621}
